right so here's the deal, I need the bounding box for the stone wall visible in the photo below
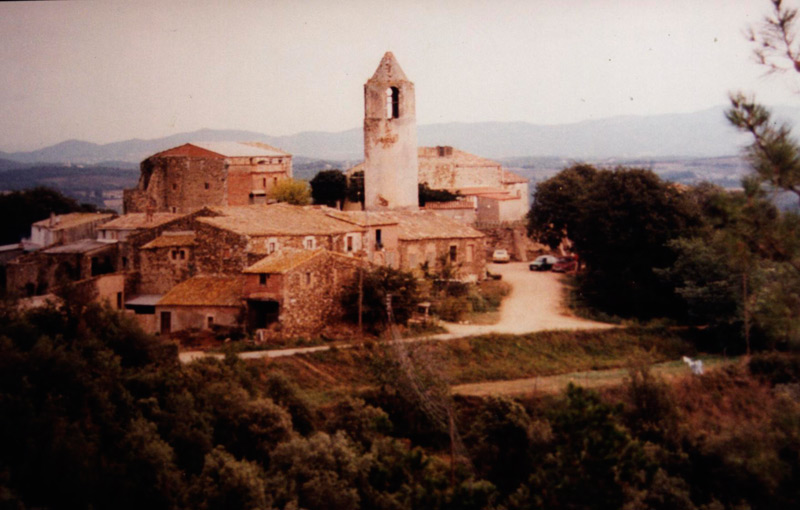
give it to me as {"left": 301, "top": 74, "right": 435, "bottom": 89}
{"left": 399, "top": 236, "right": 485, "bottom": 281}
{"left": 278, "top": 253, "right": 361, "bottom": 337}
{"left": 138, "top": 245, "right": 195, "bottom": 295}
{"left": 125, "top": 156, "right": 227, "bottom": 213}
{"left": 192, "top": 222, "right": 250, "bottom": 275}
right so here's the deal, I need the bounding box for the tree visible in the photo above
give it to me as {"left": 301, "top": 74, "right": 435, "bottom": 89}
{"left": 341, "top": 266, "right": 419, "bottom": 329}
{"left": 418, "top": 183, "right": 459, "bottom": 206}
{"left": 527, "top": 165, "right": 700, "bottom": 318}
{"left": 310, "top": 169, "right": 347, "bottom": 208}
{"left": 268, "top": 178, "right": 311, "bottom": 205}
{"left": 0, "top": 186, "right": 97, "bottom": 244}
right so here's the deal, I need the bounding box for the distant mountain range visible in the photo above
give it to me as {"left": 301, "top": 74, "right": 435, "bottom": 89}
{"left": 3, "top": 105, "right": 800, "bottom": 166}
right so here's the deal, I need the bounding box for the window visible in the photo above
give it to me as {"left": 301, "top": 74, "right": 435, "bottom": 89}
{"left": 116, "top": 292, "right": 123, "bottom": 310}
{"left": 122, "top": 257, "right": 128, "bottom": 269}
{"left": 207, "top": 316, "right": 214, "bottom": 329}
{"left": 304, "top": 236, "right": 315, "bottom": 249}
{"left": 268, "top": 241, "right": 276, "bottom": 254}
{"left": 171, "top": 207, "right": 177, "bottom": 213}
{"left": 172, "top": 183, "right": 177, "bottom": 191}
{"left": 259, "top": 274, "right": 267, "bottom": 286}
{"left": 263, "top": 178, "right": 267, "bottom": 188}
{"left": 375, "top": 229, "right": 383, "bottom": 249}
{"left": 171, "top": 250, "right": 178, "bottom": 260}
{"left": 386, "top": 87, "right": 399, "bottom": 119}
{"left": 204, "top": 182, "right": 210, "bottom": 190}
{"left": 449, "top": 245, "right": 457, "bottom": 262}
{"left": 346, "top": 235, "right": 354, "bottom": 252}
{"left": 305, "top": 272, "right": 312, "bottom": 285}
{"left": 179, "top": 250, "right": 186, "bottom": 260}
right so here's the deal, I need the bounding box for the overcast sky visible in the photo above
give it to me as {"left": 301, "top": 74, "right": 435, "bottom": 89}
{"left": 0, "top": 0, "right": 797, "bottom": 152}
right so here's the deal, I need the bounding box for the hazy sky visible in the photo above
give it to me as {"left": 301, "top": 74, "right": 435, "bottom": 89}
{"left": 0, "top": 0, "right": 797, "bottom": 152}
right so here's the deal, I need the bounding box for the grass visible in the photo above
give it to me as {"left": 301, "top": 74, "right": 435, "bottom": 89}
{"left": 255, "top": 327, "right": 700, "bottom": 400}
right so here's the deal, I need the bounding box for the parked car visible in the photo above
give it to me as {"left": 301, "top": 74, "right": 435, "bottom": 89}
{"left": 552, "top": 256, "right": 578, "bottom": 273}
{"left": 529, "top": 255, "right": 559, "bottom": 271}
{"left": 492, "top": 249, "right": 511, "bottom": 263}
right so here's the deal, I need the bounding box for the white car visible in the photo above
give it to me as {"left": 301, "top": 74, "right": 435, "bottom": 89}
{"left": 492, "top": 249, "right": 511, "bottom": 263}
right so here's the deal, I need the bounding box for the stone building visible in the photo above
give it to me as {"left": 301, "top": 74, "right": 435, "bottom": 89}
{"left": 242, "top": 248, "right": 364, "bottom": 336}
{"left": 28, "top": 212, "right": 115, "bottom": 248}
{"left": 325, "top": 209, "right": 486, "bottom": 281}
{"left": 363, "top": 52, "right": 419, "bottom": 211}
{"left": 154, "top": 275, "right": 245, "bottom": 335}
{"left": 123, "top": 141, "right": 292, "bottom": 214}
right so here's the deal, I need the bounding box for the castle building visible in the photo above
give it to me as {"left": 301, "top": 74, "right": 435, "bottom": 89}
{"left": 123, "top": 141, "right": 292, "bottom": 214}
{"left": 363, "top": 52, "right": 420, "bottom": 210}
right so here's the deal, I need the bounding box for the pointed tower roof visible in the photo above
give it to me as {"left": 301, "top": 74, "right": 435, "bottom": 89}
{"left": 369, "top": 52, "right": 409, "bottom": 82}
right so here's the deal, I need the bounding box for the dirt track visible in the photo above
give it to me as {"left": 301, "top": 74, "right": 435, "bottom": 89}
{"left": 179, "top": 262, "right": 614, "bottom": 363}
{"left": 440, "top": 262, "right": 614, "bottom": 337}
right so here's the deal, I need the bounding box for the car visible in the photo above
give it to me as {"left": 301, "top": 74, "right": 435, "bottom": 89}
{"left": 552, "top": 256, "right": 578, "bottom": 273}
{"left": 492, "top": 249, "right": 511, "bottom": 263}
{"left": 529, "top": 255, "right": 559, "bottom": 271}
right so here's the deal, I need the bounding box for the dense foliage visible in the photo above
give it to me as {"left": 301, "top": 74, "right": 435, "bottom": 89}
{"left": 341, "top": 266, "right": 420, "bottom": 330}
{"left": 1, "top": 302, "right": 799, "bottom": 510}
{"left": 309, "top": 169, "right": 347, "bottom": 208}
{"left": 268, "top": 178, "right": 311, "bottom": 206}
{"left": 0, "top": 186, "right": 98, "bottom": 244}
{"left": 527, "top": 165, "right": 700, "bottom": 319}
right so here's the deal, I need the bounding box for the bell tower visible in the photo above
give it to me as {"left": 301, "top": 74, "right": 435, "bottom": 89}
{"left": 363, "top": 52, "right": 419, "bottom": 210}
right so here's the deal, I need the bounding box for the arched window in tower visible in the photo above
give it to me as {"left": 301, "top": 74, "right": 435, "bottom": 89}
{"left": 385, "top": 87, "right": 400, "bottom": 119}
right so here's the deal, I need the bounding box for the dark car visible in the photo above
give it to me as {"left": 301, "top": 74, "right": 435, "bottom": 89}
{"left": 529, "top": 255, "right": 558, "bottom": 271}
{"left": 552, "top": 256, "right": 577, "bottom": 273}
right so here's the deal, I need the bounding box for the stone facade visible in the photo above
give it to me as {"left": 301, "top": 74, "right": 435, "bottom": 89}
{"left": 243, "top": 249, "right": 363, "bottom": 337}
{"left": 363, "top": 52, "right": 419, "bottom": 211}
{"left": 124, "top": 142, "right": 292, "bottom": 214}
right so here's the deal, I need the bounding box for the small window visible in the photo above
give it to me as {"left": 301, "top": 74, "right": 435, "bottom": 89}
{"left": 263, "top": 178, "right": 267, "bottom": 187}
{"left": 346, "top": 236, "right": 354, "bottom": 252}
{"left": 180, "top": 250, "right": 186, "bottom": 260}
{"left": 305, "top": 272, "right": 311, "bottom": 285}
{"left": 171, "top": 250, "right": 178, "bottom": 260}
{"left": 207, "top": 316, "right": 214, "bottom": 329}
{"left": 449, "top": 245, "right": 457, "bottom": 262}
{"left": 268, "top": 241, "right": 276, "bottom": 254}
{"left": 122, "top": 257, "right": 128, "bottom": 269}
{"left": 204, "top": 182, "right": 210, "bottom": 190}
{"left": 171, "top": 206, "right": 177, "bottom": 213}
{"left": 116, "top": 292, "right": 123, "bottom": 310}
{"left": 273, "top": 177, "right": 278, "bottom": 186}
{"left": 375, "top": 229, "right": 383, "bottom": 249}
{"left": 172, "top": 183, "right": 177, "bottom": 190}
{"left": 259, "top": 274, "right": 267, "bottom": 286}
{"left": 386, "top": 87, "right": 399, "bottom": 119}
{"left": 304, "top": 236, "right": 315, "bottom": 249}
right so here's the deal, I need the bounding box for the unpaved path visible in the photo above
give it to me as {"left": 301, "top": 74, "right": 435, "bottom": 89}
{"left": 453, "top": 357, "right": 736, "bottom": 397}
{"left": 178, "top": 262, "right": 614, "bottom": 363}
{"left": 440, "top": 262, "right": 614, "bottom": 337}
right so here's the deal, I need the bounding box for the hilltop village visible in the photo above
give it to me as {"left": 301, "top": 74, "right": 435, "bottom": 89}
{"left": 0, "top": 53, "right": 534, "bottom": 339}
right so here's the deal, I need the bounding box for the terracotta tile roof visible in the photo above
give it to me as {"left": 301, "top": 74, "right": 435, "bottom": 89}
{"left": 394, "top": 210, "right": 484, "bottom": 240}
{"left": 244, "top": 248, "right": 324, "bottom": 274}
{"left": 479, "top": 193, "right": 517, "bottom": 201}
{"left": 199, "top": 203, "right": 363, "bottom": 236}
{"left": 32, "top": 213, "right": 114, "bottom": 231}
{"left": 501, "top": 169, "right": 528, "bottom": 184}
{"left": 456, "top": 187, "right": 510, "bottom": 196}
{"left": 324, "top": 209, "right": 400, "bottom": 227}
{"left": 157, "top": 276, "right": 244, "bottom": 307}
{"left": 189, "top": 141, "right": 290, "bottom": 158}
{"left": 424, "top": 200, "right": 474, "bottom": 210}
{"left": 100, "top": 213, "right": 183, "bottom": 230}
{"left": 326, "top": 209, "right": 482, "bottom": 240}
{"left": 42, "top": 239, "right": 115, "bottom": 254}
{"left": 141, "top": 231, "right": 196, "bottom": 249}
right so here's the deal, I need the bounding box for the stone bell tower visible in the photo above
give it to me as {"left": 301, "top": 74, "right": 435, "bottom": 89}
{"left": 363, "top": 52, "right": 419, "bottom": 210}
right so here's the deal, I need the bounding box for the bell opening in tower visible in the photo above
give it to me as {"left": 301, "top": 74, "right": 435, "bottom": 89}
{"left": 385, "top": 87, "right": 400, "bottom": 119}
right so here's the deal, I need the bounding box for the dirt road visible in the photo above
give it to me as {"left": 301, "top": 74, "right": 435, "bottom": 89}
{"left": 441, "top": 262, "right": 614, "bottom": 337}
{"left": 178, "top": 262, "right": 614, "bottom": 363}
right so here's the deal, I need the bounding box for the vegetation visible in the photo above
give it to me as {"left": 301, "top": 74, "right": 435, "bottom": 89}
{"left": 1, "top": 301, "right": 799, "bottom": 510}
{"left": 341, "top": 266, "right": 420, "bottom": 331}
{"left": 0, "top": 186, "right": 99, "bottom": 244}
{"left": 268, "top": 178, "right": 311, "bottom": 205}
{"left": 309, "top": 169, "right": 347, "bottom": 208}
{"left": 527, "top": 165, "right": 700, "bottom": 319}
{"left": 344, "top": 172, "right": 461, "bottom": 207}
